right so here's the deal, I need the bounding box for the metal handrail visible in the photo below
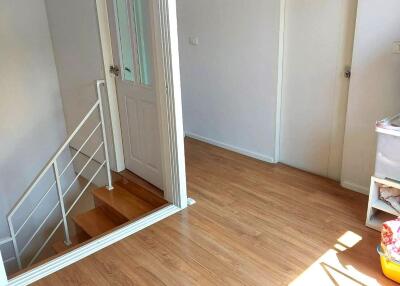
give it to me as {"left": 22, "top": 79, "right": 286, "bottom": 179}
{"left": 4, "top": 80, "right": 113, "bottom": 270}
{"left": 13, "top": 122, "right": 102, "bottom": 238}
{"left": 28, "top": 160, "right": 107, "bottom": 268}
{"left": 63, "top": 142, "right": 104, "bottom": 198}
{"left": 60, "top": 122, "right": 102, "bottom": 176}
{"left": 0, "top": 238, "right": 12, "bottom": 247}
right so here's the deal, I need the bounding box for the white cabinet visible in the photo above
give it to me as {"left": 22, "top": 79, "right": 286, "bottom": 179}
{"left": 366, "top": 176, "right": 400, "bottom": 231}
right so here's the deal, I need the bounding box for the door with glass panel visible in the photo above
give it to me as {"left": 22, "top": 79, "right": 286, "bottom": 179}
{"left": 108, "top": 0, "right": 163, "bottom": 189}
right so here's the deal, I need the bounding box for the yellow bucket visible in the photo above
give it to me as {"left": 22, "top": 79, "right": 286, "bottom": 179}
{"left": 377, "top": 245, "right": 400, "bottom": 283}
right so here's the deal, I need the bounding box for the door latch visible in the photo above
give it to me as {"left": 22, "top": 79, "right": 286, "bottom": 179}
{"left": 109, "top": 65, "right": 120, "bottom": 77}
{"left": 344, "top": 66, "right": 352, "bottom": 79}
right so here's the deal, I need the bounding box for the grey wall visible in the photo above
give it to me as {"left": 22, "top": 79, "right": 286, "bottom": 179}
{"left": 177, "top": 0, "right": 281, "bottom": 162}
{"left": 341, "top": 0, "right": 400, "bottom": 193}
{"left": 0, "top": 0, "right": 69, "bottom": 271}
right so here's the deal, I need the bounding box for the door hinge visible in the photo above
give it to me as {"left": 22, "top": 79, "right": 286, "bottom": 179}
{"left": 344, "top": 66, "right": 352, "bottom": 79}
{"left": 109, "top": 65, "right": 120, "bottom": 77}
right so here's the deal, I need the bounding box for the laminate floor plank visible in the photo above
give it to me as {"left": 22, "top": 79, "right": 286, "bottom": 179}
{"left": 34, "top": 138, "right": 394, "bottom": 286}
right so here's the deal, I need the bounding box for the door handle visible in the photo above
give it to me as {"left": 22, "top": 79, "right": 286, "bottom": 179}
{"left": 109, "top": 65, "right": 120, "bottom": 77}
{"left": 344, "top": 66, "right": 351, "bottom": 79}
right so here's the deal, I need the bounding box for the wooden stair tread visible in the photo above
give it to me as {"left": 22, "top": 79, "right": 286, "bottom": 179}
{"left": 115, "top": 180, "right": 167, "bottom": 208}
{"left": 73, "top": 208, "right": 118, "bottom": 238}
{"left": 52, "top": 236, "right": 82, "bottom": 254}
{"left": 93, "top": 186, "right": 156, "bottom": 221}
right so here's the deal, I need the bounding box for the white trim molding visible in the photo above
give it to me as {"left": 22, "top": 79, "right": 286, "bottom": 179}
{"left": 0, "top": 252, "right": 7, "bottom": 286}
{"left": 155, "top": 0, "right": 188, "bottom": 207}
{"left": 95, "top": 0, "right": 188, "bottom": 205}
{"left": 96, "top": 0, "right": 126, "bottom": 172}
{"left": 274, "top": 0, "right": 287, "bottom": 163}
{"left": 8, "top": 205, "right": 181, "bottom": 286}
{"left": 341, "top": 181, "right": 370, "bottom": 195}
{"left": 186, "top": 132, "right": 275, "bottom": 164}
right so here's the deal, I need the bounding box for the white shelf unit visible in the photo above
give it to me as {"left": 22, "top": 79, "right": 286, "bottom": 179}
{"left": 366, "top": 176, "right": 400, "bottom": 231}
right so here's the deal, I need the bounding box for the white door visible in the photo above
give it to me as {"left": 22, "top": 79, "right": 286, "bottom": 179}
{"left": 280, "top": 0, "right": 358, "bottom": 180}
{"left": 107, "top": 0, "right": 163, "bottom": 189}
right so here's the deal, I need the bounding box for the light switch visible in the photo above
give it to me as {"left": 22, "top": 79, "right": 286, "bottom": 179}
{"left": 189, "top": 36, "right": 199, "bottom": 46}
{"left": 393, "top": 41, "right": 400, "bottom": 54}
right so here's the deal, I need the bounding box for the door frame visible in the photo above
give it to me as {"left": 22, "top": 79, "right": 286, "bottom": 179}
{"left": 274, "top": 0, "right": 357, "bottom": 179}
{"left": 5, "top": 0, "right": 187, "bottom": 285}
{"left": 274, "top": 0, "right": 287, "bottom": 163}
{"left": 97, "top": 0, "right": 187, "bottom": 206}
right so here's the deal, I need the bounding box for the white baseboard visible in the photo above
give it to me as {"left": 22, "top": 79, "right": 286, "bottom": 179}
{"left": 186, "top": 133, "right": 371, "bottom": 196}
{"left": 341, "top": 181, "right": 370, "bottom": 195}
{"left": 7, "top": 205, "right": 181, "bottom": 286}
{"left": 185, "top": 132, "right": 276, "bottom": 164}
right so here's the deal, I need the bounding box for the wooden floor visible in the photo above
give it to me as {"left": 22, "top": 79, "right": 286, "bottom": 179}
{"left": 35, "top": 138, "right": 394, "bottom": 285}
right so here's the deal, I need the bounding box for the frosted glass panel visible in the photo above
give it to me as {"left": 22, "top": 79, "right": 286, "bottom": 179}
{"left": 116, "top": 0, "right": 135, "bottom": 81}
{"left": 132, "top": 0, "right": 152, "bottom": 86}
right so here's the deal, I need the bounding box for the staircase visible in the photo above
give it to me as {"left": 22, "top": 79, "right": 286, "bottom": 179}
{"left": 52, "top": 178, "right": 167, "bottom": 254}
{"left": 0, "top": 80, "right": 167, "bottom": 273}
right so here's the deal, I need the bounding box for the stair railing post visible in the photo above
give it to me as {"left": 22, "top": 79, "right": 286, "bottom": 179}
{"left": 0, "top": 251, "right": 7, "bottom": 286}
{"left": 53, "top": 161, "right": 72, "bottom": 246}
{"left": 7, "top": 219, "right": 21, "bottom": 271}
{"left": 96, "top": 80, "right": 114, "bottom": 191}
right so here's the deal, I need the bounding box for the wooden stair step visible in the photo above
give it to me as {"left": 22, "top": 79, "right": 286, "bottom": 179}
{"left": 52, "top": 236, "right": 82, "bottom": 254}
{"left": 92, "top": 186, "right": 156, "bottom": 221}
{"left": 73, "top": 207, "right": 118, "bottom": 238}
{"left": 115, "top": 180, "right": 167, "bottom": 208}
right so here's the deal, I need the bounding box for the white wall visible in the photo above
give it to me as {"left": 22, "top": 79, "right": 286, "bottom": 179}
{"left": 45, "top": 0, "right": 117, "bottom": 177}
{"left": 0, "top": 0, "right": 69, "bottom": 272}
{"left": 177, "top": 0, "right": 281, "bottom": 162}
{"left": 341, "top": 0, "right": 400, "bottom": 194}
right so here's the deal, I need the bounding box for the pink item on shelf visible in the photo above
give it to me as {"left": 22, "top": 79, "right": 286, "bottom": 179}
{"left": 382, "top": 219, "right": 400, "bottom": 262}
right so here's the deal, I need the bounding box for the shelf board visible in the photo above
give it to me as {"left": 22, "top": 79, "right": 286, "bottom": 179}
{"left": 366, "top": 210, "right": 397, "bottom": 231}
{"left": 372, "top": 176, "right": 400, "bottom": 190}
{"left": 371, "top": 199, "right": 400, "bottom": 217}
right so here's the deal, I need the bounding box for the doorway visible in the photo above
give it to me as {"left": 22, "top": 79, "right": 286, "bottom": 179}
{"left": 279, "top": 0, "right": 358, "bottom": 180}
{"left": 0, "top": 0, "right": 187, "bottom": 285}
{"left": 107, "top": 0, "right": 164, "bottom": 190}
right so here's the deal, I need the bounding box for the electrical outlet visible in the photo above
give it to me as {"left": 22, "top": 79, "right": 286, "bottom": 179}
{"left": 393, "top": 41, "right": 400, "bottom": 54}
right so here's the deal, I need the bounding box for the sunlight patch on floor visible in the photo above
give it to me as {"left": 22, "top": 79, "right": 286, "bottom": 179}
{"left": 338, "top": 231, "right": 362, "bottom": 248}
{"left": 289, "top": 231, "right": 379, "bottom": 286}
